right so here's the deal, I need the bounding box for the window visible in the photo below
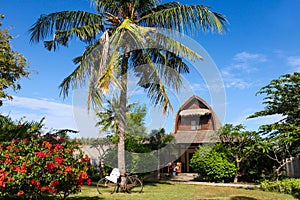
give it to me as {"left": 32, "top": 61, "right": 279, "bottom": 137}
{"left": 191, "top": 120, "right": 196, "bottom": 130}
{"left": 197, "top": 117, "right": 202, "bottom": 130}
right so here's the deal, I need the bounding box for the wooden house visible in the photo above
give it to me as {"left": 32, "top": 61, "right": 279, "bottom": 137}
{"left": 172, "top": 95, "right": 222, "bottom": 173}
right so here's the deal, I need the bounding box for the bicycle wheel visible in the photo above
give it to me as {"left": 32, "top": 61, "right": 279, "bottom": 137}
{"left": 125, "top": 176, "right": 143, "bottom": 193}
{"left": 97, "top": 178, "right": 117, "bottom": 194}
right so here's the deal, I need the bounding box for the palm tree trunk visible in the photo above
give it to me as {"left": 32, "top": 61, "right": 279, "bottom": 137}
{"left": 118, "top": 51, "right": 129, "bottom": 186}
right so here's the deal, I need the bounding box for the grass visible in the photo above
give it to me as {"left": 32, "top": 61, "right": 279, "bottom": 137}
{"left": 68, "top": 181, "right": 297, "bottom": 200}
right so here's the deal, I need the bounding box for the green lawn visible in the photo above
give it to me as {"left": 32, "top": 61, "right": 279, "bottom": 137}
{"left": 69, "top": 182, "right": 296, "bottom": 200}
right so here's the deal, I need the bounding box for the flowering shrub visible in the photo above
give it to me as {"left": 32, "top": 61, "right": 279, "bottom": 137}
{"left": 0, "top": 131, "right": 91, "bottom": 199}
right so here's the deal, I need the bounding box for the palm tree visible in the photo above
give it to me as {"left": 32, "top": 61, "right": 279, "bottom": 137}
{"left": 29, "top": 0, "right": 227, "bottom": 181}
{"left": 96, "top": 96, "right": 122, "bottom": 136}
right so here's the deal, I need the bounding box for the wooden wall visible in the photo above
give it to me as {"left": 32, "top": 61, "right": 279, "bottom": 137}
{"left": 177, "top": 114, "right": 212, "bottom": 131}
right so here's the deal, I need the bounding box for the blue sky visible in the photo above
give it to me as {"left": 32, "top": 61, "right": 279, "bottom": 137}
{"left": 1, "top": 0, "right": 300, "bottom": 137}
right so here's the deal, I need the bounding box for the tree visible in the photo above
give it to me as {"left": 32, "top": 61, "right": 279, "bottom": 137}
{"left": 254, "top": 136, "right": 294, "bottom": 181}
{"left": 0, "top": 15, "right": 30, "bottom": 106}
{"left": 248, "top": 72, "right": 300, "bottom": 140}
{"left": 248, "top": 72, "right": 300, "bottom": 180}
{"left": 96, "top": 96, "right": 147, "bottom": 138}
{"left": 29, "top": 0, "right": 227, "bottom": 181}
{"left": 145, "top": 128, "right": 173, "bottom": 179}
{"left": 217, "top": 124, "right": 259, "bottom": 183}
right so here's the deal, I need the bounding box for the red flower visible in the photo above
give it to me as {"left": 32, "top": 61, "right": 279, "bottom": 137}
{"left": 87, "top": 178, "right": 92, "bottom": 186}
{"left": 82, "top": 154, "right": 90, "bottom": 163}
{"left": 6, "top": 177, "right": 14, "bottom": 183}
{"left": 3, "top": 153, "right": 12, "bottom": 158}
{"left": 11, "top": 165, "right": 20, "bottom": 172}
{"left": 79, "top": 172, "right": 88, "bottom": 179}
{"left": 4, "top": 160, "right": 12, "bottom": 165}
{"left": 46, "top": 162, "right": 56, "bottom": 172}
{"left": 36, "top": 152, "right": 47, "bottom": 158}
{"left": 51, "top": 180, "right": 59, "bottom": 187}
{"left": 31, "top": 179, "right": 37, "bottom": 185}
{"left": 17, "top": 191, "right": 24, "bottom": 196}
{"left": 49, "top": 188, "right": 57, "bottom": 193}
{"left": 20, "top": 162, "right": 26, "bottom": 173}
{"left": 36, "top": 181, "right": 41, "bottom": 187}
{"left": 54, "top": 156, "right": 64, "bottom": 163}
{"left": 64, "top": 166, "right": 72, "bottom": 173}
{"left": 42, "top": 141, "right": 52, "bottom": 149}
{"left": 54, "top": 144, "right": 64, "bottom": 150}
{"left": 40, "top": 186, "right": 50, "bottom": 192}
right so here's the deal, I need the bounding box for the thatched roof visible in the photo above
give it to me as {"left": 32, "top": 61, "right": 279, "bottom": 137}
{"left": 174, "top": 130, "right": 218, "bottom": 144}
{"left": 179, "top": 108, "right": 211, "bottom": 116}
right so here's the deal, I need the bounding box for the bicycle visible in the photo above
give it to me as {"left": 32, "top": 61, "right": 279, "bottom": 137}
{"left": 97, "top": 169, "right": 143, "bottom": 194}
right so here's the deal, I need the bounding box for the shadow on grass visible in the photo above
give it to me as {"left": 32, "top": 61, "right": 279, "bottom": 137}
{"left": 68, "top": 197, "right": 104, "bottom": 200}
{"left": 143, "top": 180, "right": 173, "bottom": 187}
{"left": 230, "top": 196, "right": 257, "bottom": 200}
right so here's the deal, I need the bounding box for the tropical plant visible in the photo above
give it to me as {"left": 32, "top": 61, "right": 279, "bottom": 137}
{"left": 0, "top": 15, "right": 30, "bottom": 106}
{"left": 0, "top": 115, "right": 43, "bottom": 142}
{"left": 217, "top": 124, "right": 260, "bottom": 183}
{"left": 0, "top": 121, "right": 90, "bottom": 199}
{"left": 29, "top": 0, "right": 227, "bottom": 180}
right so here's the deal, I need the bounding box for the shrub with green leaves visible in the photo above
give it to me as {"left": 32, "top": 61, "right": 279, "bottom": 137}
{"left": 190, "top": 145, "right": 236, "bottom": 182}
{"left": 0, "top": 117, "right": 91, "bottom": 199}
{"left": 260, "top": 178, "right": 300, "bottom": 199}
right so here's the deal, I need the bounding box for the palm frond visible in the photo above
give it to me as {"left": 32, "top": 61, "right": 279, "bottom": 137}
{"left": 94, "top": 0, "right": 119, "bottom": 14}
{"left": 139, "top": 1, "right": 180, "bottom": 17}
{"left": 59, "top": 31, "right": 109, "bottom": 101}
{"left": 29, "top": 11, "right": 103, "bottom": 43}
{"left": 44, "top": 24, "right": 104, "bottom": 51}
{"left": 132, "top": 48, "right": 189, "bottom": 74}
{"left": 97, "top": 51, "right": 122, "bottom": 93}
{"left": 132, "top": 51, "right": 173, "bottom": 114}
{"left": 132, "top": 0, "right": 161, "bottom": 13}
{"left": 110, "top": 18, "right": 148, "bottom": 51}
{"left": 152, "top": 30, "right": 203, "bottom": 62}
{"left": 139, "top": 4, "right": 227, "bottom": 34}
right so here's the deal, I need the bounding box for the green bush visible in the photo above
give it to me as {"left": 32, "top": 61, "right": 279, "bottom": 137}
{"left": 190, "top": 145, "right": 236, "bottom": 182}
{"left": 0, "top": 116, "right": 91, "bottom": 199}
{"left": 260, "top": 178, "right": 300, "bottom": 199}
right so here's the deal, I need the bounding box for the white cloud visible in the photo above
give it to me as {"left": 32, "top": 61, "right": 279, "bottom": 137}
{"left": 230, "top": 111, "right": 283, "bottom": 131}
{"left": 1, "top": 96, "right": 76, "bottom": 131}
{"left": 234, "top": 52, "right": 267, "bottom": 63}
{"left": 287, "top": 56, "right": 300, "bottom": 71}
{"left": 191, "top": 83, "right": 206, "bottom": 92}
{"left": 221, "top": 52, "right": 268, "bottom": 89}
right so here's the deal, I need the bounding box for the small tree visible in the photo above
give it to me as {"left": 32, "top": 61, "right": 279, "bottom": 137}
{"left": 0, "top": 15, "right": 30, "bottom": 106}
{"left": 90, "top": 137, "right": 114, "bottom": 178}
{"left": 254, "top": 135, "right": 295, "bottom": 181}
{"left": 217, "top": 124, "right": 259, "bottom": 183}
